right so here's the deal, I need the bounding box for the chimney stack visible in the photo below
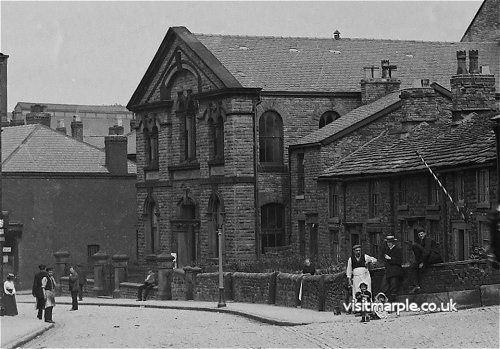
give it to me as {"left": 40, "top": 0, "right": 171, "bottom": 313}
{"left": 451, "top": 50, "right": 496, "bottom": 121}
{"left": 0, "top": 53, "right": 9, "bottom": 125}
{"left": 104, "top": 134, "right": 128, "bottom": 176}
{"left": 108, "top": 117, "right": 124, "bottom": 135}
{"left": 56, "top": 119, "right": 66, "bottom": 134}
{"left": 456, "top": 50, "right": 467, "bottom": 74}
{"left": 25, "top": 104, "right": 51, "bottom": 127}
{"left": 360, "top": 60, "right": 401, "bottom": 105}
{"left": 333, "top": 30, "right": 340, "bottom": 40}
{"left": 71, "top": 115, "right": 83, "bottom": 142}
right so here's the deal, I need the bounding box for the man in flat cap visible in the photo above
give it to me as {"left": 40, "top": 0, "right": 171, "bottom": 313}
{"left": 346, "top": 245, "right": 377, "bottom": 304}
{"left": 383, "top": 234, "right": 403, "bottom": 302}
{"left": 32, "top": 264, "right": 48, "bottom": 320}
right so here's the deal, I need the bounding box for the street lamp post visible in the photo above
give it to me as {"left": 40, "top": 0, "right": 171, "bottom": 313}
{"left": 217, "top": 226, "right": 226, "bottom": 308}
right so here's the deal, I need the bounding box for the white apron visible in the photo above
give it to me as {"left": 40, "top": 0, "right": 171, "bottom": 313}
{"left": 44, "top": 290, "right": 56, "bottom": 308}
{"left": 351, "top": 267, "right": 372, "bottom": 300}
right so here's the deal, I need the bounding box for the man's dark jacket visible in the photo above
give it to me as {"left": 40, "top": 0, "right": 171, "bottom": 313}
{"left": 383, "top": 245, "right": 403, "bottom": 279}
{"left": 32, "top": 270, "right": 48, "bottom": 298}
{"left": 413, "top": 237, "right": 442, "bottom": 264}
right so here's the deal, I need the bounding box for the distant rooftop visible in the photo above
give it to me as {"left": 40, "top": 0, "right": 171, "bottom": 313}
{"left": 14, "top": 102, "right": 133, "bottom": 115}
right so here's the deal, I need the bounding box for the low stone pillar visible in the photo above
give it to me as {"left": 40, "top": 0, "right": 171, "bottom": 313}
{"left": 53, "top": 250, "right": 70, "bottom": 295}
{"left": 111, "top": 254, "right": 129, "bottom": 298}
{"left": 184, "top": 266, "right": 202, "bottom": 300}
{"left": 92, "top": 251, "right": 109, "bottom": 297}
{"left": 156, "top": 252, "right": 175, "bottom": 300}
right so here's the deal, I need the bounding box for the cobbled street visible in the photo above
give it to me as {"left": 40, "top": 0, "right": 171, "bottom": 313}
{"left": 19, "top": 303, "right": 499, "bottom": 348}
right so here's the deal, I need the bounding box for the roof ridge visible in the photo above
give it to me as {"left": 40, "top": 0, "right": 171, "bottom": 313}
{"left": 194, "top": 32, "right": 479, "bottom": 44}
{"left": 2, "top": 124, "right": 40, "bottom": 166}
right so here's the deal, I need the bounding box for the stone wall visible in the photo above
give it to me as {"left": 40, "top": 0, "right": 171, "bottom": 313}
{"left": 232, "top": 272, "right": 277, "bottom": 304}
{"left": 171, "top": 269, "right": 187, "bottom": 300}
{"left": 193, "top": 272, "right": 233, "bottom": 301}
{"left": 275, "top": 273, "right": 302, "bottom": 307}
{"left": 324, "top": 272, "right": 349, "bottom": 313}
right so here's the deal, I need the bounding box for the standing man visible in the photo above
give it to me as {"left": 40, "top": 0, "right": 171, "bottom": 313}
{"left": 32, "top": 264, "right": 47, "bottom": 320}
{"left": 383, "top": 235, "right": 403, "bottom": 302}
{"left": 76, "top": 264, "right": 87, "bottom": 301}
{"left": 68, "top": 266, "right": 79, "bottom": 311}
{"left": 346, "top": 245, "right": 377, "bottom": 302}
{"left": 41, "top": 267, "right": 57, "bottom": 323}
{"left": 409, "top": 226, "right": 442, "bottom": 293}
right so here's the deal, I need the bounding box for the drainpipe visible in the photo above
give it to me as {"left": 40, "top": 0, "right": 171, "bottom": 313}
{"left": 253, "top": 97, "right": 261, "bottom": 258}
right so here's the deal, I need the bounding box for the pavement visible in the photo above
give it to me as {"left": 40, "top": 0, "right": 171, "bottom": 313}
{"left": 2, "top": 293, "right": 339, "bottom": 349}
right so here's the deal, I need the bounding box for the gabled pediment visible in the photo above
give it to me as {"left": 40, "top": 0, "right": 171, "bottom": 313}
{"left": 127, "top": 27, "right": 241, "bottom": 112}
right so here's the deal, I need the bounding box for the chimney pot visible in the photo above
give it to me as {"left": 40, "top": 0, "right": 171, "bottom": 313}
{"left": 333, "top": 30, "right": 340, "bottom": 40}
{"left": 469, "top": 50, "right": 479, "bottom": 74}
{"left": 456, "top": 50, "right": 467, "bottom": 74}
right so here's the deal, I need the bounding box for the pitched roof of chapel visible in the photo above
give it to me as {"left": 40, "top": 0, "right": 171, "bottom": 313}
{"left": 293, "top": 91, "right": 402, "bottom": 146}
{"left": 320, "top": 112, "right": 497, "bottom": 179}
{"left": 1, "top": 124, "right": 137, "bottom": 174}
{"left": 194, "top": 32, "right": 499, "bottom": 92}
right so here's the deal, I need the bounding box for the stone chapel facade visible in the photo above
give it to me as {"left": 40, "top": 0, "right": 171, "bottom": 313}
{"left": 128, "top": 2, "right": 498, "bottom": 268}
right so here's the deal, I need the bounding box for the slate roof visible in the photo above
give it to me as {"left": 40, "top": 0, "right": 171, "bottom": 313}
{"left": 195, "top": 33, "right": 499, "bottom": 92}
{"left": 321, "top": 112, "right": 497, "bottom": 178}
{"left": 14, "top": 102, "right": 132, "bottom": 114}
{"left": 1, "top": 124, "right": 136, "bottom": 174}
{"left": 294, "top": 91, "right": 402, "bottom": 146}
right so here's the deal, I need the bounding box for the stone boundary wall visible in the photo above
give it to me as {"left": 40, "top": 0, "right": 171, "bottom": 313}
{"left": 232, "top": 272, "right": 277, "bottom": 304}
{"left": 371, "top": 259, "right": 500, "bottom": 295}
{"left": 301, "top": 275, "right": 325, "bottom": 311}
{"left": 58, "top": 260, "right": 499, "bottom": 312}
{"left": 193, "top": 272, "right": 233, "bottom": 301}
{"left": 171, "top": 269, "right": 187, "bottom": 300}
{"left": 275, "top": 273, "right": 302, "bottom": 307}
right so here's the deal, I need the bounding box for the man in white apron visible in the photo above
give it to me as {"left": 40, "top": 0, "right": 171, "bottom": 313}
{"left": 346, "top": 245, "right": 377, "bottom": 302}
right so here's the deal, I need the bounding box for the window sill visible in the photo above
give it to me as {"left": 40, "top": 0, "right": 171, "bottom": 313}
{"left": 168, "top": 162, "right": 200, "bottom": 171}
{"left": 258, "top": 164, "right": 288, "bottom": 173}
{"left": 426, "top": 204, "right": 440, "bottom": 211}
{"left": 476, "top": 202, "right": 491, "bottom": 209}
{"left": 397, "top": 204, "right": 409, "bottom": 211}
{"left": 295, "top": 194, "right": 305, "bottom": 200}
{"left": 208, "top": 159, "right": 225, "bottom": 166}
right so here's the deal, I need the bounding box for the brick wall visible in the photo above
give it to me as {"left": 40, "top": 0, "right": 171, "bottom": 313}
{"left": 232, "top": 272, "right": 277, "bottom": 304}
{"left": 275, "top": 272, "right": 302, "bottom": 307}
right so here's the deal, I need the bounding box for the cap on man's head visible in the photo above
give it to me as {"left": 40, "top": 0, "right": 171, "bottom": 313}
{"left": 359, "top": 282, "right": 368, "bottom": 288}
{"left": 7, "top": 273, "right": 14, "bottom": 279}
{"left": 415, "top": 226, "right": 425, "bottom": 233}
{"left": 352, "top": 244, "right": 361, "bottom": 250}
{"left": 38, "top": 264, "right": 46, "bottom": 270}
{"left": 384, "top": 235, "right": 397, "bottom": 242}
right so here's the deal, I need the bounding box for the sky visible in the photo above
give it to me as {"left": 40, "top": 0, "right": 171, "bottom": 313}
{"left": 0, "top": 0, "right": 483, "bottom": 113}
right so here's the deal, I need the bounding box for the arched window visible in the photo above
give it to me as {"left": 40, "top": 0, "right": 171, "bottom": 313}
{"left": 259, "top": 111, "right": 283, "bottom": 164}
{"left": 143, "top": 115, "right": 159, "bottom": 169}
{"left": 209, "top": 116, "right": 224, "bottom": 162}
{"left": 145, "top": 201, "right": 160, "bottom": 254}
{"left": 261, "top": 203, "right": 285, "bottom": 252}
{"left": 319, "top": 111, "right": 340, "bottom": 128}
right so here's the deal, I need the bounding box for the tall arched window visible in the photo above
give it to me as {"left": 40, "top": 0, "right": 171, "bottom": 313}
{"left": 145, "top": 201, "right": 160, "bottom": 254}
{"left": 319, "top": 111, "right": 340, "bottom": 128}
{"left": 259, "top": 111, "right": 283, "bottom": 164}
{"left": 143, "top": 115, "right": 159, "bottom": 169}
{"left": 261, "top": 203, "right": 285, "bottom": 252}
{"left": 209, "top": 116, "right": 224, "bottom": 162}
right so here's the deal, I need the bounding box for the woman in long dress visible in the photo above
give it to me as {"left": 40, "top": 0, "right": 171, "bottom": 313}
{"left": 3, "top": 273, "right": 18, "bottom": 316}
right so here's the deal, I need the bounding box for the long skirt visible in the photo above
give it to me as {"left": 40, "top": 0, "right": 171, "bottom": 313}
{"left": 351, "top": 267, "right": 372, "bottom": 300}
{"left": 3, "top": 294, "right": 18, "bottom": 316}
